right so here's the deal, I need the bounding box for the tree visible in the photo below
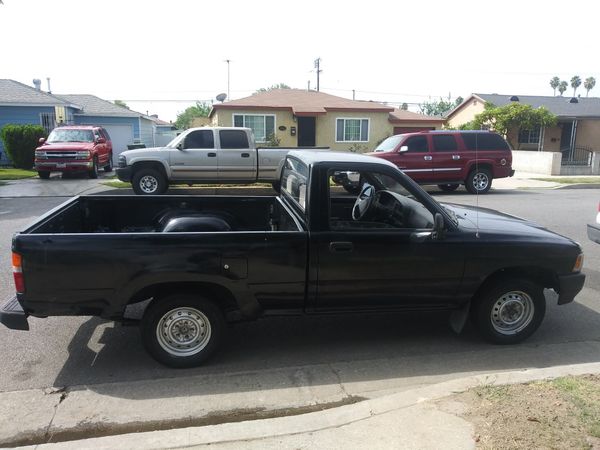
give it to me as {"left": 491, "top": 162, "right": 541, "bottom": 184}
{"left": 0, "top": 124, "right": 47, "bottom": 169}
{"left": 558, "top": 81, "right": 568, "bottom": 96}
{"left": 114, "top": 100, "right": 129, "bottom": 109}
{"left": 584, "top": 77, "right": 596, "bottom": 97}
{"left": 418, "top": 97, "right": 462, "bottom": 117}
{"left": 472, "top": 102, "right": 557, "bottom": 148}
{"left": 175, "top": 101, "right": 212, "bottom": 130}
{"left": 254, "top": 83, "right": 291, "bottom": 94}
{"left": 550, "top": 76, "right": 560, "bottom": 96}
{"left": 400, "top": 103, "right": 408, "bottom": 110}
{"left": 570, "top": 76, "right": 582, "bottom": 97}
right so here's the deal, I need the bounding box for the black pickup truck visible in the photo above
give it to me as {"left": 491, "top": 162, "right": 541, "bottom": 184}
{"left": 1, "top": 151, "right": 586, "bottom": 368}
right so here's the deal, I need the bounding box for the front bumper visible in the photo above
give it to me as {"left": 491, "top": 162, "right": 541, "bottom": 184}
{"left": 35, "top": 161, "right": 93, "bottom": 172}
{"left": 556, "top": 272, "right": 586, "bottom": 305}
{"left": 116, "top": 166, "right": 133, "bottom": 182}
{"left": 0, "top": 296, "right": 29, "bottom": 331}
{"left": 588, "top": 223, "right": 600, "bottom": 244}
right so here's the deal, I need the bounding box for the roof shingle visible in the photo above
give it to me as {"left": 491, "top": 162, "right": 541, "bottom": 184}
{"left": 0, "top": 79, "right": 72, "bottom": 106}
{"left": 474, "top": 93, "right": 600, "bottom": 118}
{"left": 55, "top": 94, "right": 141, "bottom": 117}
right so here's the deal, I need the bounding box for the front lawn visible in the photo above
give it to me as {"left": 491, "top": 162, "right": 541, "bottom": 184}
{"left": 0, "top": 168, "right": 37, "bottom": 180}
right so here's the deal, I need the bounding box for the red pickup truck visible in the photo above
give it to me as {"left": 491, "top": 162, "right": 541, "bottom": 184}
{"left": 35, "top": 125, "right": 113, "bottom": 179}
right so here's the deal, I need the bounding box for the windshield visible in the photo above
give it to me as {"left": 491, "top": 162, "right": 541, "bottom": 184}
{"left": 374, "top": 134, "right": 403, "bottom": 152}
{"left": 47, "top": 129, "right": 94, "bottom": 143}
{"left": 166, "top": 132, "right": 187, "bottom": 148}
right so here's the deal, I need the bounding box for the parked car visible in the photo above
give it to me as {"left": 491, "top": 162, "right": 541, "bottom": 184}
{"left": 588, "top": 202, "right": 600, "bottom": 243}
{"left": 115, "top": 127, "right": 317, "bottom": 195}
{"left": 369, "top": 130, "right": 514, "bottom": 194}
{"left": 1, "top": 151, "right": 585, "bottom": 368}
{"left": 35, "top": 126, "right": 113, "bottom": 179}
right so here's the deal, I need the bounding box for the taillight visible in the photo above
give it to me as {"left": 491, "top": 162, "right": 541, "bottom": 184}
{"left": 12, "top": 252, "right": 24, "bottom": 294}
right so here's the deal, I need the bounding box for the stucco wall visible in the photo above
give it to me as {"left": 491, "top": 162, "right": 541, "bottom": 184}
{"left": 542, "top": 125, "right": 562, "bottom": 152}
{"left": 214, "top": 109, "right": 298, "bottom": 147}
{"left": 575, "top": 119, "right": 600, "bottom": 150}
{"left": 512, "top": 150, "right": 562, "bottom": 175}
{"left": 447, "top": 98, "right": 485, "bottom": 128}
{"left": 317, "top": 111, "right": 391, "bottom": 151}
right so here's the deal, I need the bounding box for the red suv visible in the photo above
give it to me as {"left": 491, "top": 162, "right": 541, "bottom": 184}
{"left": 35, "top": 126, "right": 113, "bottom": 179}
{"left": 369, "top": 130, "right": 514, "bottom": 194}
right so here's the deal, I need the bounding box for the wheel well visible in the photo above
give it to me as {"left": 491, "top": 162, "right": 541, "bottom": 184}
{"left": 128, "top": 282, "right": 239, "bottom": 314}
{"left": 132, "top": 161, "right": 167, "bottom": 178}
{"left": 473, "top": 267, "right": 556, "bottom": 302}
{"left": 467, "top": 163, "right": 492, "bottom": 175}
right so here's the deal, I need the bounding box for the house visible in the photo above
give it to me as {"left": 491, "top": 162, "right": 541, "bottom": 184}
{"left": 209, "top": 89, "right": 443, "bottom": 151}
{"left": 447, "top": 93, "right": 600, "bottom": 175}
{"left": 0, "top": 79, "right": 172, "bottom": 165}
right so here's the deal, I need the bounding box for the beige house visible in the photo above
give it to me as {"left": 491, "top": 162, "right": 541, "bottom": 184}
{"left": 209, "top": 89, "right": 443, "bottom": 152}
{"left": 447, "top": 93, "right": 600, "bottom": 175}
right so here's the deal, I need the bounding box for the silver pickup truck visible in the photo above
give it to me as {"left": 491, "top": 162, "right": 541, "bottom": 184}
{"left": 116, "top": 127, "right": 303, "bottom": 194}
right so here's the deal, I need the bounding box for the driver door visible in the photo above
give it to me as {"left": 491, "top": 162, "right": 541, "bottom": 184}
{"left": 170, "top": 129, "right": 218, "bottom": 180}
{"left": 313, "top": 167, "right": 465, "bottom": 312}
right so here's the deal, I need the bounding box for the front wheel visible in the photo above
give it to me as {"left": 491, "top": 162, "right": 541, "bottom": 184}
{"left": 103, "top": 153, "right": 113, "bottom": 172}
{"left": 465, "top": 168, "right": 492, "bottom": 194}
{"left": 88, "top": 157, "right": 99, "bottom": 179}
{"left": 38, "top": 171, "right": 50, "bottom": 179}
{"left": 132, "top": 168, "right": 167, "bottom": 195}
{"left": 472, "top": 278, "right": 545, "bottom": 344}
{"left": 141, "top": 294, "right": 226, "bottom": 368}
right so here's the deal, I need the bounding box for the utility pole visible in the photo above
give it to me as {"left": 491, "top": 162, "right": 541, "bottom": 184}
{"left": 352, "top": 89, "right": 355, "bottom": 100}
{"left": 314, "top": 58, "right": 322, "bottom": 92}
{"left": 307, "top": 80, "right": 311, "bottom": 91}
{"left": 225, "top": 59, "right": 231, "bottom": 100}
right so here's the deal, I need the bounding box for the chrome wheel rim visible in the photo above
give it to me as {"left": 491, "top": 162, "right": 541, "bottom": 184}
{"left": 491, "top": 291, "right": 534, "bottom": 335}
{"left": 140, "top": 175, "right": 158, "bottom": 193}
{"left": 156, "top": 307, "right": 211, "bottom": 356}
{"left": 472, "top": 173, "right": 489, "bottom": 191}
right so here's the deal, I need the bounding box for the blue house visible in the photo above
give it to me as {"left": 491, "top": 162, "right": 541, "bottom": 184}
{"left": 0, "top": 79, "right": 167, "bottom": 165}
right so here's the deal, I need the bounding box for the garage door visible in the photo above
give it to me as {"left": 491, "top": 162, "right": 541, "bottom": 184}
{"left": 103, "top": 125, "right": 134, "bottom": 162}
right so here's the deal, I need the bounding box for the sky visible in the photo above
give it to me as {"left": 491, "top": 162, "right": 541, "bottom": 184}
{"left": 1, "top": 0, "right": 598, "bottom": 122}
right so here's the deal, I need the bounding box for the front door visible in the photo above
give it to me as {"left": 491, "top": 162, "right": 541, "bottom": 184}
{"left": 170, "top": 129, "right": 218, "bottom": 180}
{"left": 297, "top": 117, "right": 316, "bottom": 147}
{"left": 386, "top": 135, "right": 433, "bottom": 182}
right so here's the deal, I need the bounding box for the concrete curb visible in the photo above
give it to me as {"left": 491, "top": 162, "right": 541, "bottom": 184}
{"left": 23, "top": 362, "right": 600, "bottom": 450}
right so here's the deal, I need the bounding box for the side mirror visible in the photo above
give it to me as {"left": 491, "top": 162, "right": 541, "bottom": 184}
{"left": 38, "top": 137, "right": 46, "bottom": 144}
{"left": 177, "top": 142, "right": 184, "bottom": 150}
{"left": 399, "top": 145, "right": 408, "bottom": 153}
{"left": 96, "top": 137, "right": 106, "bottom": 144}
{"left": 432, "top": 213, "right": 445, "bottom": 240}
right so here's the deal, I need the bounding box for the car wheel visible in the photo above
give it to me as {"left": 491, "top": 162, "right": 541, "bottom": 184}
{"left": 88, "top": 157, "right": 99, "bottom": 179}
{"left": 141, "top": 294, "right": 226, "bottom": 368}
{"left": 38, "top": 171, "right": 50, "bottom": 179}
{"left": 465, "top": 168, "right": 492, "bottom": 194}
{"left": 104, "top": 153, "right": 113, "bottom": 172}
{"left": 132, "top": 168, "right": 167, "bottom": 195}
{"left": 472, "top": 278, "right": 545, "bottom": 344}
{"left": 438, "top": 184, "right": 460, "bottom": 192}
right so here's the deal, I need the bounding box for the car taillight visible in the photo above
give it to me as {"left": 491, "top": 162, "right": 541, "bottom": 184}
{"left": 12, "top": 252, "right": 24, "bottom": 294}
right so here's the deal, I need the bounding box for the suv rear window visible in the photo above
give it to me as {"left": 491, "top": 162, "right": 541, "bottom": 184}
{"left": 462, "top": 133, "right": 510, "bottom": 151}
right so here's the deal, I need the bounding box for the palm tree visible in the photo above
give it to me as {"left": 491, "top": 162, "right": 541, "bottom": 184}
{"left": 571, "top": 76, "right": 582, "bottom": 96}
{"left": 550, "top": 76, "right": 560, "bottom": 96}
{"left": 584, "top": 77, "right": 596, "bottom": 97}
{"left": 558, "top": 81, "right": 568, "bottom": 96}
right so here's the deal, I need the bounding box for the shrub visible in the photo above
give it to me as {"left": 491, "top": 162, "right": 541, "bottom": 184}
{"left": 0, "top": 124, "right": 47, "bottom": 169}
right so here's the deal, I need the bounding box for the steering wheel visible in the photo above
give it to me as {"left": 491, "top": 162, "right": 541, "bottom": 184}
{"left": 352, "top": 184, "right": 376, "bottom": 221}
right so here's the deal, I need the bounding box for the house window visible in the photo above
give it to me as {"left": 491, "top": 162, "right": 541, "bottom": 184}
{"left": 518, "top": 126, "right": 541, "bottom": 144}
{"left": 40, "top": 113, "right": 56, "bottom": 134}
{"left": 336, "top": 118, "right": 369, "bottom": 142}
{"left": 232, "top": 114, "right": 275, "bottom": 142}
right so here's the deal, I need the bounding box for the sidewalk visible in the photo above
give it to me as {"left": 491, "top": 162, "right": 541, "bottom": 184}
{"left": 14, "top": 362, "right": 600, "bottom": 450}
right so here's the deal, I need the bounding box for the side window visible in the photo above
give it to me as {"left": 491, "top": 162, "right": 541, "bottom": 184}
{"left": 184, "top": 130, "right": 214, "bottom": 149}
{"left": 403, "top": 136, "right": 429, "bottom": 152}
{"left": 93, "top": 130, "right": 102, "bottom": 141}
{"left": 101, "top": 128, "right": 111, "bottom": 141}
{"left": 432, "top": 135, "right": 458, "bottom": 152}
{"left": 220, "top": 130, "right": 250, "bottom": 149}
{"left": 462, "top": 133, "right": 510, "bottom": 151}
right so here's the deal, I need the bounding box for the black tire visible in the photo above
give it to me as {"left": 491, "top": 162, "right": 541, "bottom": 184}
{"left": 141, "top": 294, "right": 226, "bottom": 368}
{"left": 103, "top": 153, "right": 113, "bottom": 172}
{"left": 438, "top": 184, "right": 460, "bottom": 192}
{"left": 132, "top": 168, "right": 167, "bottom": 195}
{"left": 88, "top": 157, "right": 99, "bottom": 179}
{"left": 472, "top": 278, "right": 545, "bottom": 345}
{"left": 465, "top": 168, "right": 492, "bottom": 194}
{"left": 38, "top": 171, "right": 50, "bottom": 179}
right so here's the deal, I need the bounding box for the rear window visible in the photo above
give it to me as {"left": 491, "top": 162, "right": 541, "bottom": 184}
{"left": 281, "top": 158, "right": 308, "bottom": 211}
{"left": 219, "top": 130, "right": 249, "bottom": 149}
{"left": 462, "top": 133, "right": 510, "bottom": 151}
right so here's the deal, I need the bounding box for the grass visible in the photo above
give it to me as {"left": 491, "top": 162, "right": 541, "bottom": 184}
{"left": 0, "top": 168, "right": 37, "bottom": 180}
{"left": 533, "top": 176, "right": 600, "bottom": 184}
{"left": 553, "top": 376, "right": 600, "bottom": 438}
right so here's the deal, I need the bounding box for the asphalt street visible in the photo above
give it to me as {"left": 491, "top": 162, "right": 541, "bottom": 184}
{"left": 0, "top": 185, "right": 598, "bottom": 398}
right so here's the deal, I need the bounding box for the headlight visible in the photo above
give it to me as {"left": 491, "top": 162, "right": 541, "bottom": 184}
{"left": 35, "top": 151, "right": 47, "bottom": 159}
{"left": 75, "top": 151, "right": 90, "bottom": 160}
{"left": 118, "top": 155, "right": 127, "bottom": 168}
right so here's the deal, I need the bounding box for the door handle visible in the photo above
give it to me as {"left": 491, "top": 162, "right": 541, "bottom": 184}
{"left": 424, "top": 155, "right": 432, "bottom": 161}
{"left": 207, "top": 152, "right": 217, "bottom": 157}
{"left": 329, "top": 241, "right": 354, "bottom": 252}
{"left": 241, "top": 153, "right": 250, "bottom": 158}
{"left": 452, "top": 155, "right": 461, "bottom": 160}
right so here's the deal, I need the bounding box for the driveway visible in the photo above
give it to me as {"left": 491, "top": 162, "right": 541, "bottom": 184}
{"left": 0, "top": 172, "right": 114, "bottom": 197}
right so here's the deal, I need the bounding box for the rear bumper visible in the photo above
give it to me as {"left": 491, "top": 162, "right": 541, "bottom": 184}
{"left": 116, "top": 166, "right": 133, "bottom": 182}
{"left": 556, "top": 272, "right": 586, "bottom": 305}
{"left": 0, "top": 297, "right": 29, "bottom": 331}
{"left": 588, "top": 223, "right": 600, "bottom": 244}
{"left": 35, "top": 161, "right": 93, "bottom": 172}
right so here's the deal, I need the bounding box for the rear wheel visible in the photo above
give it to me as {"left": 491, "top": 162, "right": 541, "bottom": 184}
{"left": 132, "top": 168, "right": 167, "bottom": 195}
{"left": 472, "top": 278, "right": 545, "bottom": 344}
{"left": 38, "top": 171, "right": 50, "bottom": 179}
{"left": 103, "top": 153, "right": 113, "bottom": 172}
{"left": 438, "top": 183, "right": 459, "bottom": 192}
{"left": 465, "top": 168, "right": 492, "bottom": 194}
{"left": 141, "top": 294, "right": 226, "bottom": 368}
{"left": 88, "top": 157, "right": 99, "bottom": 179}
